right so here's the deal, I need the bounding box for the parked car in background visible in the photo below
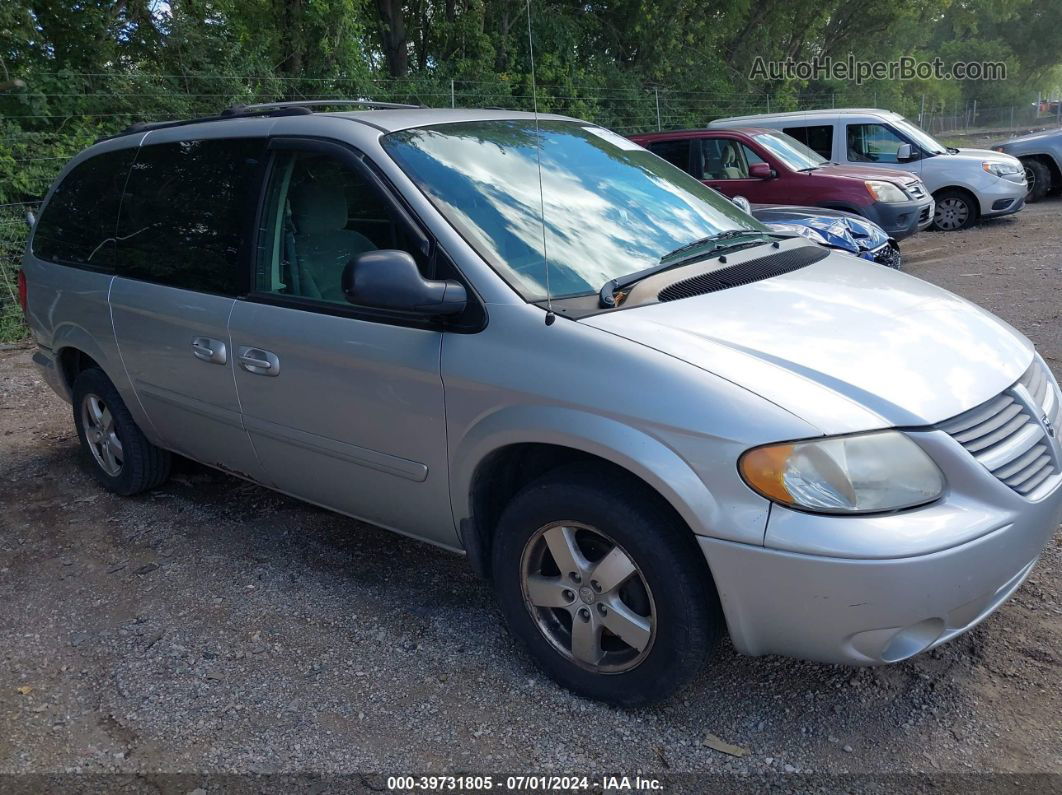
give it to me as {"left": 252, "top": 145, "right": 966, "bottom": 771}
{"left": 709, "top": 109, "right": 1028, "bottom": 231}
{"left": 629, "top": 128, "right": 932, "bottom": 240}
{"left": 992, "top": 128, "right": 1062, "bottom": 202}
{"left": 20, "top": 104, "right": 1062, "bottom": 707}
{"left": 738, "top": 199, "right": 902, "bottom": 268}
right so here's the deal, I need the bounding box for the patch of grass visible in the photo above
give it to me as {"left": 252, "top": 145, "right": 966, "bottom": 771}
{"left": 0, "top": 206, "right": 33, "bottom": 343}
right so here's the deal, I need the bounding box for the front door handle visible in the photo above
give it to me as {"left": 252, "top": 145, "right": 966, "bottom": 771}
{"left": 238, "top": 346, "right": 280, "bottom": 376}
{"left": 191, "top": 336, "right": 227, "bottom": 365}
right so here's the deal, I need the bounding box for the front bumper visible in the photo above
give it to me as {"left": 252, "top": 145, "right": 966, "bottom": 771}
{"left": 861, "top": 198, "right": 934, "bottom": 240}
{"left": 975, "top": 174, "right": 1027, "bottom": 217}
{"left": 699, "top": 431, "right": 1062, "bottom": 665}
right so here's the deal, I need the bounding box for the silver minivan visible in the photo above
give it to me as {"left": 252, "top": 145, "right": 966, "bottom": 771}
{"left": 21, "top": 104, "right": 1062, "bottom": 705}
{"left": 709, "top": 108, "right": 1028, "bottom": 231}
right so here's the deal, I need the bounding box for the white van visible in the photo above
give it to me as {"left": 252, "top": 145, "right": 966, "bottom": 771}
{"left": 709, "top": 109, "right": 1027, "bottom": 231}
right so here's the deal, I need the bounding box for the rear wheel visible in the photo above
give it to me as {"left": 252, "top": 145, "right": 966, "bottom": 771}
{"left": 491, "top": 465, "right": 721, "bottom": 706}
{"left": 931, "top": 189, "right": 977, "bottom": 231}
{"left": 1023, "top": 159, "right": 1051, "bottom": 203}
{"left": 72, "top": 368, "right": 171, "bottom": 495}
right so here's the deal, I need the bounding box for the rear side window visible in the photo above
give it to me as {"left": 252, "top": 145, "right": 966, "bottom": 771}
{"left": 648, "top": 139, "right": 692, "bottom": 172}
{"left": 32, "top": 148, "right": 136, "bottom": 271}
{"left": 116, "top": 138, "right": 264, "bottom": 295}
{"left": 783, "top": 125, "right": 834, "bottom": 160}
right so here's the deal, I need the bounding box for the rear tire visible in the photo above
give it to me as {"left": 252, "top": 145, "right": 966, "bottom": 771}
{"left": 931, "top": 189, "right": 977, "bottom": 231}
{"left": 491, "top": 465, "right": 721, "bottom": 706}
{"left": 72, "top": 368, "right": 171, "bottom": 496}
{"left": 1023, "top": 159, "right": 1050, "bottom": 203}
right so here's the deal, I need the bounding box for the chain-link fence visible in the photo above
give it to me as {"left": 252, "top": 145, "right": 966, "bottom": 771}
{"left": 2, "top": 76, "right": 1058, "bottom": 341}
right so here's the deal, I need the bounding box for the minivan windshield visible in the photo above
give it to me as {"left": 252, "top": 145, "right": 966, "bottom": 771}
{"left": 752, "top": 131, "right": 827, "bottom": 171}
{"left": 382, "top": 120, "right": 765, "bottom": 300}
{"left": 892, "top": 117, "right": 947, "bottom": 155}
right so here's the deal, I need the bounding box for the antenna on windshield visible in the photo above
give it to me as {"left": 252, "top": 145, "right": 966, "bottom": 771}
{"left": 526, "top": 0, "right": 555, "bottom": 325}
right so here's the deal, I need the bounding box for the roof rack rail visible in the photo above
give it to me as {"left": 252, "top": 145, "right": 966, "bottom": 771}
{"left": 97, "top": 99, "right": 421, "bottom": 144}
{"left": 225, "top": 99, "right": 422, "bottom": 113}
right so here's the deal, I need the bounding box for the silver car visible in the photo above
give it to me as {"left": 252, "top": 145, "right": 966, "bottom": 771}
{"left": 20, "top": 104, "right": 1062, "bottom": 706}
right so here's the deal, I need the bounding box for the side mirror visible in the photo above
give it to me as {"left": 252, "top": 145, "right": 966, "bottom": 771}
{"left": 342, "top": 250, "right": 467, "bottom": 317}
{"left": 748, "top": 163, "right": 774, "bottom": 179}
{"left": 731, "top": 195, "right": 752, "bottom": 214}
{"left": 896, "top": 143, "right": 913, "bottom": 161}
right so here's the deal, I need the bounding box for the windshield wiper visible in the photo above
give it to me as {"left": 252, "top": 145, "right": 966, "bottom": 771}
{"left": 598, "top": 230, "right": 774, "bottom": 307}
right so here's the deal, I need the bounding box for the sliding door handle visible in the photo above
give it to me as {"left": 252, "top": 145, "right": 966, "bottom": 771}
{"left": 191, "top": 337, "right": 227, "bottom": 364}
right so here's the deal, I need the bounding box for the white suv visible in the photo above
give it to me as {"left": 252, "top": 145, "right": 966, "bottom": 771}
{"left": 710, "top": 108, "right": 1027, "bottom": 231}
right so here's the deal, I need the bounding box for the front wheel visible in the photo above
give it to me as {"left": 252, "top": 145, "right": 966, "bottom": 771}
{"left": 491, "top": 466, "right": 721, "bottom": 706}
{"left": 931, "top": 190, "right": 978, "bottom": 231}
{"left": 1023, "top": 159, "right": 1050, "bottom": 202}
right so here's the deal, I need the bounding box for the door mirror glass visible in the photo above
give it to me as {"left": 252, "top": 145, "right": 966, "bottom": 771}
{"left": 731, "top": 195, "right": 753, "bottom": 214}
{"left": 343, "top": 249, "right": 467, "bottom": 316}
{"left": 748, "top": 163, "right": 773, "bottom": 179}
{"left": 896, "top": 143, "right": 914, "bottom": 161}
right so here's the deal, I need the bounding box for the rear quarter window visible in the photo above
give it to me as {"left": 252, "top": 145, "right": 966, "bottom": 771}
{"left": 32, "top": 148, "right": 137, "bottom": 271}
{"left": 115, "top": 138, "right": 265, "bottom": 295}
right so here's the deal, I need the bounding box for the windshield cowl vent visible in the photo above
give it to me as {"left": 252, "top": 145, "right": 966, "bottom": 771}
{"left": 657, "top": 246, "right": 829, "bottom": 302}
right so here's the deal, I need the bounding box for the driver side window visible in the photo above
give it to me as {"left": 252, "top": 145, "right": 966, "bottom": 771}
{"left": 846, "top": 124, "right": 906, "bottom": 164}
{"left": 255, "top": 151, "right": 424, "bottom": 305}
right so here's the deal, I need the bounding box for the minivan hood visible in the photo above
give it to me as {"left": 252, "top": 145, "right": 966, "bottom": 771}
{"left": 583, "top": 252, "right": 1033, "bottom": 435}
{"left": 954, "top": 147, "right": 1021, "bottom": 165}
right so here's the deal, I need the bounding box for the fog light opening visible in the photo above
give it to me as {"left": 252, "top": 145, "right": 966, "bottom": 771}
{"left": 881, "top": 618, "right": 946, "bottom": 663}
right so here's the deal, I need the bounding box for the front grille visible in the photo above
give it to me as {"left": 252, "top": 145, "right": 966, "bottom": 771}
{"left": 872, "top": 243, "right": 902, "bottom": 269}
{"left": 940, "top": 357, "right": 1062, "bottom": 498}
{"left": 657, "top": 246, "right": 828, "bottom": 302}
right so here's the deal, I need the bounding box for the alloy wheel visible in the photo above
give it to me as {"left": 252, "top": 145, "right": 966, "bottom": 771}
{"left": 519, "top": 522, "right": 656, "bottom": 673}
{"left": 934, "top": 197, "right": 970, "bottom": 231}
{"left": 1024, "top": 165, "right": 1037, "bottom": 198}
{"left": 81, "top": 393, "right": 123, "bottom": 477}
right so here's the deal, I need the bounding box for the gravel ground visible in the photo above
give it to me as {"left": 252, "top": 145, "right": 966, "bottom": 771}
{"left": 1, "top": 197, "right": 1061, "bottom": 780}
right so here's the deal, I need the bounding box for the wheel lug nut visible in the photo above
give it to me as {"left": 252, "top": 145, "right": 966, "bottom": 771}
{"left": 578, "top": 608, "right": 590, "bottom": 622}
{"left": 597, "top": 603, "right": 607, "bottom": 616}
{"left": 591, "top": 580, "right": 601, "bottom": 593}
{"left": 563, "top": 590, "right": 575, "bottom": 602}
{"left": 569, "top": 572, "right": 581, "bottom": 583}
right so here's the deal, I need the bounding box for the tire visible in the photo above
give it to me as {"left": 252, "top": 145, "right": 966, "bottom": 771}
{"left": 491, "top": 465, "right": 721, "bottom": 706}
{"left": 1022, "top": 159, "right": 1051, "bottom": 203}
{"left": 931, "top": 189, "right": 977, "bottom": 231}
{"left": 72, "top": 368, "right": 171, "bottom": 496}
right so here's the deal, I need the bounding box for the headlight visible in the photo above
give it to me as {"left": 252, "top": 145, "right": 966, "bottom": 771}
{"left": 982, "top": 160, "right": 1022, "bottom": 177}
{"left": 865, "top": 180, "right": 908, "bottom": 203}
{"left": 739, "top": 430, "right": 945, "bottom": 514}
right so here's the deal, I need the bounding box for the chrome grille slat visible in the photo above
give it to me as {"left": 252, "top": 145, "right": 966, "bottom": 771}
{"left": 941, "top": 357, "right": 1062, "bottom": 498}
{"left": 968, "top": 411, "right": 1032, "bottom": 450}
{"left": 1004, "top": 453, "right": 1051, "bottom": 487}
{"left": 939, "top": 394, "right": 1014, "bottom": 435}
{"left": 955, "top": 404, "right": 1025, "bottom": 446}
{"left": 977, "top": 422, "right": 1045, "bottom": 471}
{"left": 994, "top": 444, "right": 1049, "bottom": 479}
{"left": 1015, "top": 466, "right": 1053, "bottom": 495}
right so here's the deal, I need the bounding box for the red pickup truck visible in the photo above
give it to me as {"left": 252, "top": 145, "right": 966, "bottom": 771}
{"left": 629, "top": 128, "right": 935, "bottom": 240}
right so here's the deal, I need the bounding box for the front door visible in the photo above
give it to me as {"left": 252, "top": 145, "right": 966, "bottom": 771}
{"left": 110, "top": 137, "right": 264, "bottom": 477}
{"left": 843, "top": 122, "right": 922, "bottom": 177}
{"left": 228, "top": 139, "right": 455, "bottom": 546}
{"left": 696, "top": 137, "right": 775, "bottom": 203}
